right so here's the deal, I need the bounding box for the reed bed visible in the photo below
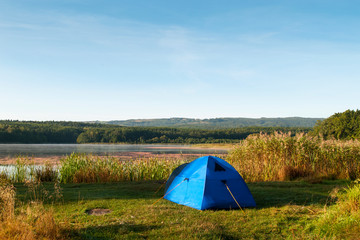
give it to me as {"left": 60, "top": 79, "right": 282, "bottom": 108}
{"left": 59, "top": 153, "right": 188, "bottom": 183}
{"left": 226, "top": 132, "right": 360, "bottom": 182}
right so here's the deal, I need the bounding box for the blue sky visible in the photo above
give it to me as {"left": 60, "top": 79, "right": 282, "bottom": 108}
{"left": 1, "top": 0, "right": 359, "bottom": 121}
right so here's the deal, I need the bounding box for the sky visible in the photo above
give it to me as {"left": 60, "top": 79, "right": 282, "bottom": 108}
{"left": 1, "top": 0, "right": 359, "bottom": 121}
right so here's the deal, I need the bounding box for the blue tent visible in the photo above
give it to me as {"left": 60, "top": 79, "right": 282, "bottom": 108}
{"left": 164, "top": 156, "right": 256, "bottom": 210}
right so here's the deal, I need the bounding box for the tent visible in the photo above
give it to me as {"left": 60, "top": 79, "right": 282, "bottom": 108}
{"left": 164, "top": 155, "right": 256, "bottom": 210}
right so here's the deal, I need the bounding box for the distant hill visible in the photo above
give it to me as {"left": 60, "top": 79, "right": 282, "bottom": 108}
{"left": 94, "top": 117, "right": 323, "bottom": 129}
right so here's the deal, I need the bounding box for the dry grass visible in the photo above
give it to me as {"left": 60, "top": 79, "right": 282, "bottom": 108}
{"left": 0, "top": 203, "right": 62, "bottom": 240}
{"left": 0, "top": 179, "right": 65, "bottom": 240}
{"left": 0, "top": 179, "right": 15, "bottom": 221}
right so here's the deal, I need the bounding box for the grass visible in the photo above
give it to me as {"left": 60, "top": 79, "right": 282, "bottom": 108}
{"left": 7, "top": 179, "right": 356, "bottom": 240}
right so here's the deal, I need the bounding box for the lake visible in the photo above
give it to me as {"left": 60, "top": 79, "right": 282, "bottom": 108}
{"left": 0, "top": 144, "right": 228, "bottom": 159}
{"left": 0, "top": 144, "right": 228, "bottom": 176}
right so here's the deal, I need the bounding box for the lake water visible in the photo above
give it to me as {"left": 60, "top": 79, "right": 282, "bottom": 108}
{"left": 0, "top": 144, "right": 227, "bottom": 159}
{"left": 0, "top": 144, "right": 228, "bottom": 177}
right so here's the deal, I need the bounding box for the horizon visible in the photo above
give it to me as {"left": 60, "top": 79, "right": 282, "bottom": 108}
{"left": 1, "top": 1, "right": 359, "bottom": 121}
{"left": 1, "top": 115, "right": 324, "bottom": 123}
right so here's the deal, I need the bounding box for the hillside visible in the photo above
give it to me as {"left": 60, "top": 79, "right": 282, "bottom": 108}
{"left": 98, "top": 117, "right": 323, "bottom": 128}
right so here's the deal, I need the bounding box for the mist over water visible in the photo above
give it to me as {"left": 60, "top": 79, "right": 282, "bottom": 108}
{"left": 0, "top": 144, "right": 227, "bottom": 159}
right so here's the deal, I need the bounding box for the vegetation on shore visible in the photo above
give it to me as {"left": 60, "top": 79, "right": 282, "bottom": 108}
{"left": 2, "top": 132, "right": 359, "bottom": 184}
{"left": 59, "top": 154, "right": 190, "bottom": 184}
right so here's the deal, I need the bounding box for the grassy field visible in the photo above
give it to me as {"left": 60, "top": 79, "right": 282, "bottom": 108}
{"left": 2, "top": 179, "right": 356, "bottom": 239}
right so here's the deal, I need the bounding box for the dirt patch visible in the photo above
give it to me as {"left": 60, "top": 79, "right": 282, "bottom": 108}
{"left": 85, "top": 208, "right": 112, "bottom": 216}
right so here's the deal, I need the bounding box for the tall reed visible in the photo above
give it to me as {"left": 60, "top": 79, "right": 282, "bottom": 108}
{"left": 13, "top": 156, "right": 31, "bottom": 183}
{"left": 59, "top": 153, "right": 188, "bottom": 183}
{"left": 227, "top": 132, "right": 360, "bottom": 182}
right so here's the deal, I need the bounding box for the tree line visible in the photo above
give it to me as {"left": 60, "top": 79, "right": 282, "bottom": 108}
{"left": 1, "top": 110, "right": 358, "bottom": 144}
{"left": 0, "top": 120, "right": 310, "bottom": 144}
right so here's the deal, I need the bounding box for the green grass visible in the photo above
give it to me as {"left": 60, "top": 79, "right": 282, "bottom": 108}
{"left": 13, "top": 180, "right": 352, "bottom": 239}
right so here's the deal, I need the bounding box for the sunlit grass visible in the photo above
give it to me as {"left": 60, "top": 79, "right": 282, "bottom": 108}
{"left": 306, "top": 181, "right": 360, "bottom": 239}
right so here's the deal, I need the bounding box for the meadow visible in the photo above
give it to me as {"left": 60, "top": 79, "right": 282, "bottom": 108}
{"left": 1, "top": 132, "right": 360, "bottom": 239}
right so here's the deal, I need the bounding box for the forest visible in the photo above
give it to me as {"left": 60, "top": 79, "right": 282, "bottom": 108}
{"left": 0, "top": 120, "right": 309, "bottom": 144}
